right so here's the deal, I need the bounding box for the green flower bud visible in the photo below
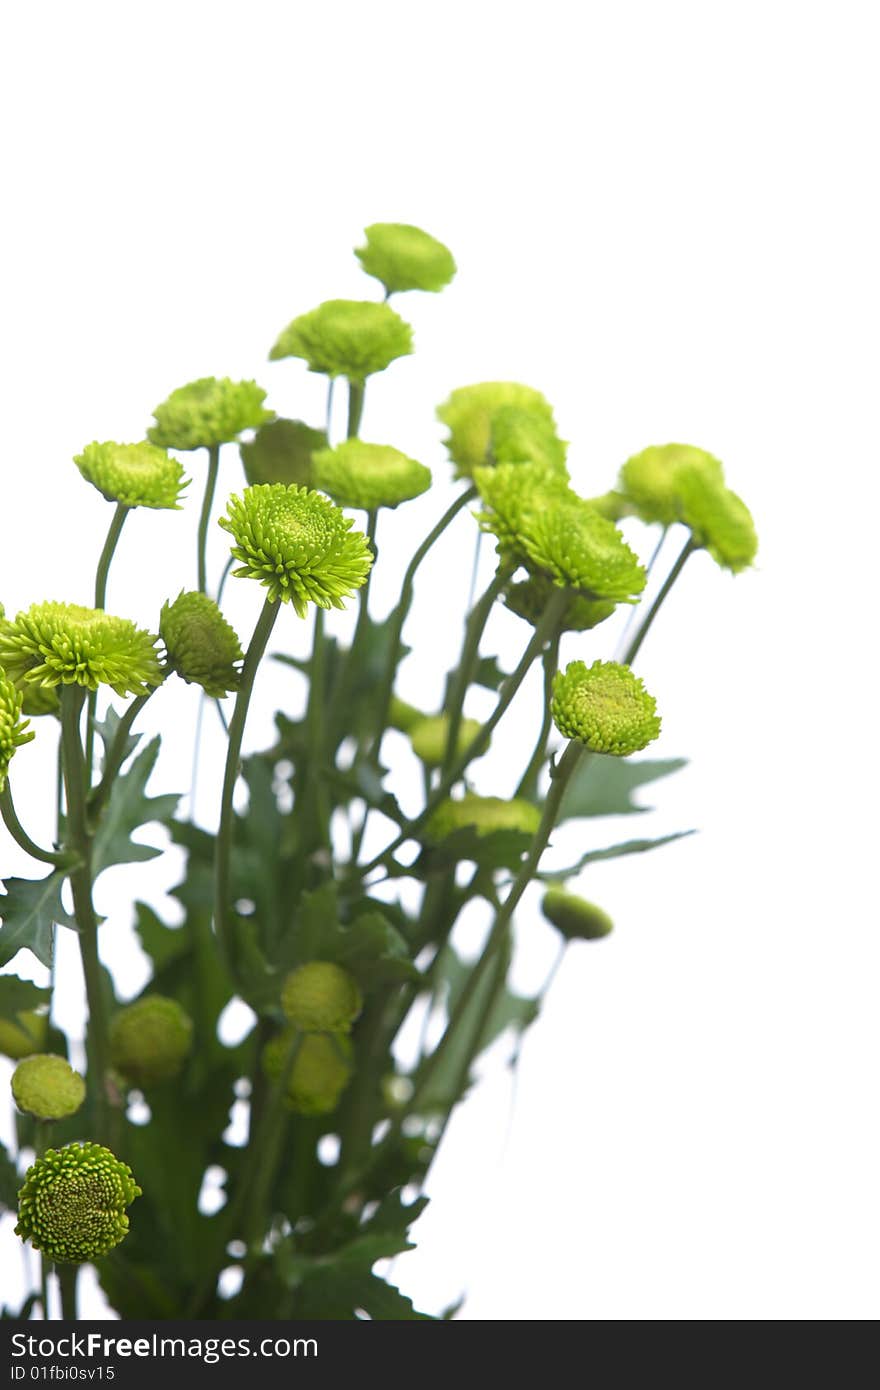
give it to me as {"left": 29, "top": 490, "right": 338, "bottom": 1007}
{"left": 16, "top": 1142, "right": 141, "bottom": 1264}
{"left": 262, "top": 1029, "right": 353, "bottom": 1116}
{"left": 490, "top": 405, "right": 568, "bottom": 475}
{"left": 109, "top": 996, "right": 193, "bottom": 1087}
{"left": 387, "top": 694, "right": 425, "bottom": 733}
{"left": 0, "top": 671, "right": 34, "bottom": 792}
{"left": 517, "top": 496, "right": 647, "bottom": 604}
{"left": 551, "top": 660, "right": 661, "bottom": 755}
{"left": 269, "top": 300, "right": 413, "bottom": 382}
{"left": 148, "top": 377, "right": 272, "bottom": 452}
{"left": 426, "top": 794, "right": 541, "bottom": 842}
{"left": 437, "top": 382, "right": 557, "bottom": 478}
{"left": 281, "top": 962, "right": 362, "bottom": 1033}
{"left": 619, "top": 444, "right": 724, "bottom": 527}
{"left": 541, "top": 889, "right": 614, "bottom": 941}
{"left": 675, "top": 465, "right": 758, "bottom": 573}
{"left": 0, "top": 1010, "right": 48, "bottom": 1061}
{"left": 355, "top": 222, "right": 456, "bottom": 295}
{"left": 11, "top": 1055, "right": 85, "bottom": 1120}
{"left": 505, "top": 574, "right": 616, "bottom": 633}
{"left": 73, "top": 441, "right": 187, "bottom": 510}
{"left": 409, "top": 714, "right": 483, "bottom": 768}
{"left": 240, "top": 418, "right": 327, "bottom": 489}
{"left": 160, "top": 591, "right": 243, "bottom": 698}
{"left": 0, "top": 604, "right": 162, "bottom": 698}
{"left": 312, "top": 440, "right": 432, "bottom": 511}
{"left": 219, "top": 484, "right": 374, "bottom": 616}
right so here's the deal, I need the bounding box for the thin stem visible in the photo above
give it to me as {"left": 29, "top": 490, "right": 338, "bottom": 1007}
{"left": 0, "top": 786, "right": 75, "bottom": 868}
{"left": 347, "top": 380, "right": 365, "bottom": 439}
{"left": 243, "top": 1030, "right": 303, "bottom": 1248}
{"left": 57, "top": 1265, "right": 78, "bottom": 1321}
{"left": 441, "top": 564, "right": 513, "bottom": 777}
{"left": 623, "top": 536, "right": 695, "bottom": 667}
{"left": 197, "top": 444, "right": 221, "bottom": 594}
{"left": 614, "top": 526, "right": 668, "bottom": 659}
{"left": 216, "top": 554, "right": 235, "bottom": 608}
{"left": 301, "top": 607, "right": 331, "bottom": 856}
{"left": 214, "top": 598, "right": 280, "bottom": 970}
{"left": 515, "top": 633, "right": 560, "bottom": 800}
{"left": 466, "top": 529, "right": 483, "bottom": 610}
{"left": 325, "top": 377, "right": 336, "bottom": 440}
{"left": 85, "top": 502, "right": 130, "bottom": 778}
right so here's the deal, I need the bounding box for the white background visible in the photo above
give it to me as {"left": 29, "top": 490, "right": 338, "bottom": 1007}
{"left": 1, "top": 1, "right": 878, "bottom": 1320}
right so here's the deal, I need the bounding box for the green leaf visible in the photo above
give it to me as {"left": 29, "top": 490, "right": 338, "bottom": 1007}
{"left": 418, "top": 824, "right": 534, "bottom": 873}
{"left": 0, "top": 1140, "right": 20, "bottom": 1212}
{"left": 557, "top": 755, "right": 688, "bottom": 820}
{"left": 91, "top": 736, "right": 180, "bottom": 877}
{"left": 277, "top": 886, "right": 418, "bottom": 991}
{"left": 0, "top": 872, "right": 76, "bottom": 968}
{"left": 472, "top": 653, "right": 508, "bottom": 690}
{"left": 93, "top": 705, "right": 140, "bottom": 775}
{"left": 275, "top": 1231, "right": 435, "bottom": 1319}
{"left": 0, "top": 974, "right": 50, "bottom": 1018}
{"left": 538, "top": 830, "right": 696, "bottom": 881}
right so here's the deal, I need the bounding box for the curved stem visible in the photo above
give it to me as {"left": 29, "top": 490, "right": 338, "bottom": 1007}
{"left": 216, "top": 554, "right": 234, "bottom": 608}
{"left": 197, "top": 444, "right": 221, "bottom": 595}
{"left": 623, "top": 536, "right": 695, "bottom": 666}
{"left": 85, "top": 503, "right": 130, "bottom": 779}
{"left": 441, "top": 563, "right": 513, "bottom": 777}
{"left": 347, "top": 380, "right": 365, "bottom": 439}
{"left": 0, "top": 786, "right": 75, "bottom": 868}
{"left": 515, "top": 632, "right": 560, "bottom": 800}
{"left": 214, "top": 598, "right": 280, "bottom": 970}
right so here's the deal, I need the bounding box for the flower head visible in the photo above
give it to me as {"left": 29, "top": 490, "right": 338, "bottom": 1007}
{"left": 504, "top": 573, "right": 616, "bottom": 633}
{"left": 160, "top": 591, "right": 243, "bottom": 698}
{"left": 11, "top": 1055, "right": 85, "bottom": 1120}
{"left": 551, "top": 660, "right": 661, "bottom": 755}
{"left": 409, "top": 714, "right": 483, "bottom": 769}
{"left": 619, "top": 443, "right": 724, "bottom": 526}
{"left": 281, "top": 962, "right": 362, "bottom": 1033}
{"left": 0, "top": 671, "right": 34, "bottom": 792}
{"left": 16, "top": 1142, "right": 141, "bottom": 1264}
{"left": 437, "top": 382, "right": 557, "bottom": 477}
{"left": 355, "top": 222, "right": 456, "bottom": 294}
{"left": 269, "top": 300, "right": 413, "bottom": 382}
{"left": 262, "top": 1029, "right": 353, "bottom": 1116}
{"left": 148, "top": 377, "right": 272, "bottom": 452}
{"left": 74, "top": 441, "right": 187, "bottom": 510}
{"left": 312, "top": 440, "right": 431, "bottom": 511}
{"left": 474, "top": 461, "right": 571, "bottom": 553}
{"left": 240, "top": 418, "right": 327, "bottom": 489}
{"left": 426, "top": 794, "right": 541, "bottom": 842}
{"left": 109, "top": 996, "right": 193, "bottom": 1087}
{"left": 675, "top": 465, "right": 758, "bottom": 573}
{"left": 517, "top": 496, "right": 647, "bottom": 603}
{"left": 541, "top": 889, "right": 614, "bottom": 941}
{"left": 490, "top": 405, "right": 568, "bottom": 475}
{"left": 0, "top": 604, "right": 162, "bottom": 697}
{"left": 0, "top": 1011, "right": 48, "bottom": 1061}
{"left": 219, "top": 484, "right": 374, "bottom": 615}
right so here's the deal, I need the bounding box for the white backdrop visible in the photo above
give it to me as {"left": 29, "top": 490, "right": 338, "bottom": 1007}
{"left": 1, "top": 0, "right": 878, "bottom": 1320}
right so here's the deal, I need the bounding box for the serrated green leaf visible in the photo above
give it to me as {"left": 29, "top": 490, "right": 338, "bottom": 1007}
{"left": 335, "top": 912, "right": 420, "bottom": 989}
{"left": 0, "top": 1140, "right": 20, "bottom": 1211}
{"left": 2, "top": 1293, "right": 39, "bottom": 1320}
{"left": 93, "top": 705, "right": 140, "bottom": 774}
{"left": 0, "top": 974, "right": 50, "bottom": 1018}
{"left": 0, "top": 872, "right": 76, "bottom": 968}
{"left": 538, "top": 830, "right": 696, "bottom": 881}
{"left": 91, "top": 736, "right": 180, "bottom": 877}
{"left": 472, "top": 653, "right": 508, "bottom": 690}
{"left": 419, "top": 824, "right": 534, "bottom": 873}
{"left": 275, "top": 1233, "right": 434, "bottom": 1319}
{"left": 557, "top": 755, "right": 688, "bottom": 820}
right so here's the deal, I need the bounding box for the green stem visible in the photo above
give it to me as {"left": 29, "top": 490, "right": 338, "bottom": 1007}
{"left": 214, "top": 598, "right": 280, "bottom": 970}
{"left": 441, "top": 564, "right": 513, "bottom": 777}
{"left": 515, "top": 633, "right": 560, "bottom": 800}
{"left": 216, "top": 554, "right": 234, "bottom": 608}
{"left": 301, "top": 607, "right": 331, "bottom": 857}
{"left": 57, "top": 1265, "right": 78, "bottom": 1321}
{"left": 623, "top": 536, "right": 695, "bottom": 666}
{"left": 87, "top": 691, "right": 154, "bottom": 821}
{"left": 0, "top": 786, "right": 75, "bottom": 868}
{"left": 197, "top": 444, "right": 221, "bottom": 595}
{"left": 60, "top": 687, "right": 110, "bottom": 1143}
{"left": 243, "top": 1030, "right": 303, "bottom": 1249}
{"left": 347, "top": 380, "right": 365, "bottom": 438}
{"left": 325, "top": 378, "right": 336, "bottom": 439}
{"left": 85, "top": 503, "right": 130, "bottom": 779}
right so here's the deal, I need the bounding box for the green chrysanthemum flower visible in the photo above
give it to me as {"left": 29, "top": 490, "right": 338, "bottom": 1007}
{"left": 409, "top": 714, "right": 483, "bottom": 769}
{"left": 109, "top": 996, "right": 194, "bottom": 1087}
{"left": 11, "top": 1055, "right": 85, "bottom": 1120}
{"left": 355, "top": 222, "right": 457, "bottom": 294}
{"left": 312, "top": 440, "right": 432, "bottom": 511}
{"left": 262, "top": 1029, "right": 353, "bottom": 1116}
{"left": 219, "top": 484, "right": 374, "bottom": 615}
{"left": 0, "top": 604, "right": 162, "bottom": 698}
{"left": 551, "top": 660, "right": 661, "bottom": 755}
{"left": 474, "top": 461, "right": 571, "bottom": 553}
{"left": 240, "top": 418, "right": 327, "bottom": 489}
{"left": 490, "top": 405, "right": 568, "bottom": 475}
{"left": 437, "top": 381, "right": 557, "bottom": 478}
{"left": 16, "top": 1142, "right": 141, "bottom": 1264}
{"left": 618, "top": 443, "right": 724, "bottom": 527}
{"left": 675, "top": 464, "right": 758, "bottom": 573}
{"left": 426, "top": 794, "right": 541, "bottom": 843}
{"left": 541, "top": 889, "right": 614, "bottom": 941}
{"left": 505, "top": 573, "right": 617, "bottom": 633}
{"left": 0, "top": 671, "right": 34, "bottom": 792}
{"left": 148, "top": 377, "right": 272, "bottom": 452}
{"left": 281, "top": 962, "right": 362, "bottom": 1033}
{"left": 269, "top": 300, "right": 413, "bottom": 382}
{"left": 160, "top": 591, "right": 243, "bottom": 698}
{"left": 518, "top": 496, "right": 647, "bottom": 604}
{"left": 0, "top": 1010, "right": 48, "bottom": 1061}
{"left": 74, "top": 441, "right": 188, "bottom": 510}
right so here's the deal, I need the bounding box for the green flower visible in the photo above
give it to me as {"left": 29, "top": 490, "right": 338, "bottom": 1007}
{"left": 11, "top": 1055, "right": 85, "bottom": 1120}
{"left": 551, "top": 660, "right": 661, "bottom": 755}
{"left": 505, "top": 574, "right": 616, "bottom": 633}
{"left": 16, "top": 1142, "right": 141, "bottom": 1264}
{"left": 437, "top": 381, "right": 557, "bottom": 477}
{"left": 409, "top": 714, "right": 483, "bottom": 768}
{"left": 519, "top": 496, "right": 647, "bottom": 603}
{"left": 0, "top": 1011, "right": 48, "bottom": 1061}
{"left": 675, "top": 465, "right": 758, "bottom": 573}
{"left": 426, "top": 794, "right": 541, "bottom": 842}
{"left": 74, "top": 441, "right": 187, "bottom": 510}
{"left": 269, "top": 300, "right": 413, "bottom": 382}
{"left": 490, "top": 405, "right": 568, "bottom": 475}
{"left": 281, "top": 962, "right": 362, "bottom": 1033}
{"left": 240, "top": 418, "right": 327, "bottom": 489}
{"left": 109, "top": 996, "right": 193, "bottom": 1087}
{"left": 312, "top": 440, "right": 431, "bottom": 511}
{"left": 160, "top": 591, "right": 243, "bottom": 698}
{"left": 541, "top": 889, "right": 614, "bottom": 941}
{"left": 355, "top": 222, "right": 456, "bottom": 294}
{"left": 0, "top": 671, "right": 34, "bottom": 792}
{"left": 262, "top": 1029, "right": 353, "bottom": 1116}
{"left": 0, "top": 604, "right": 162, "bottom": 697}
{"left": 148, "top": 377, "right": 272, "bottom": 452}
{"left": 219, "top": 484, "right": 374, "bottom": 615}
{"left": 619, "top": 443, "right": 724, "bottom": 526}
{"left": 474, "top": 461, "right": 571, "bottom": 553}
